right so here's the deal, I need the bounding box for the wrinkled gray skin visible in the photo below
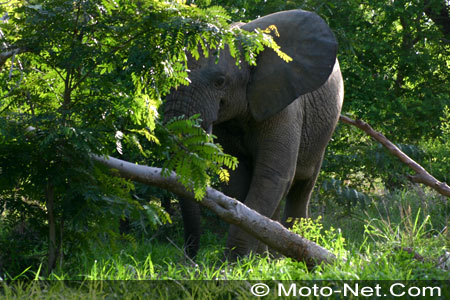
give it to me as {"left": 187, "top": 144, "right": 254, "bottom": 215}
{"left": 164, "top": 10, "right": 344, "bottom": 259}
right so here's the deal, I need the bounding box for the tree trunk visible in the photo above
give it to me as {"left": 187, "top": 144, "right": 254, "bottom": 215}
{"left": 45, "top": 184, "right": 57, "bottom": 274}
{"left": 92, "top": 155, "right": 336, "bottom": 268}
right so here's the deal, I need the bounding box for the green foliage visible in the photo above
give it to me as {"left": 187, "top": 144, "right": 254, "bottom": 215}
{"left": 162, "top": 115, "right": 238, "bottom": 199}
{"left": 291, "top": 216, "right": 347, "bottom": 258}
{"left": 0, "top": 0, "right": 289, "bottom": 274}
{"left": 419, "top": 106, "right": 450, "bottom": 182}
{"left": 322, "top": 123, "right": 427, "bottom": 194}
{"left": 333, "top": 0, "right": 450, "bottom": 142}
{"left": 315, "top": 0, "right": 450, "bottom": 193}
{"left": 319, "top": 178, "right": 369, "bottom": 210}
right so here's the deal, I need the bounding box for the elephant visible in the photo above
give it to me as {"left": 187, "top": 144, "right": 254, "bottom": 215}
{"left": 163, "top": 9, "right": 344, "bottom": 259}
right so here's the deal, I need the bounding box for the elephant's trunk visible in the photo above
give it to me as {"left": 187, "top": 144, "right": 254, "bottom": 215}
{"left": 164, "top": 104, "right": 212, "bottom": 133}
{"left": 206, "top": 123, "right": 212, "bottom": 134}
{"left": 163, "top": 94, "right": 197, "bottom": 122}
{"left": 163, "top": 87, "right": 218, "bottom": 133}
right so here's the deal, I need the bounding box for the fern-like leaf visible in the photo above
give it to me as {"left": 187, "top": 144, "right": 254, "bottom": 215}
{"left": 162, "top": 115, "right": 238, "bottom": 200}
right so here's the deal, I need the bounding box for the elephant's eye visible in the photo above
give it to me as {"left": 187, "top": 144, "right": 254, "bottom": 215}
{"left": 214, "top": 76, "right": 226, "bottom": 89}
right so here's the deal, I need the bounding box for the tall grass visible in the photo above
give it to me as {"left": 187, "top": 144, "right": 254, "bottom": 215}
{"left": 1, "top": 188, "right": 448, "bottom": 298}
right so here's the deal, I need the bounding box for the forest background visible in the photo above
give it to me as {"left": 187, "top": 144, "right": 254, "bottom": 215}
{"left": 0, "top": 0, "right": 449, "bottom": 291}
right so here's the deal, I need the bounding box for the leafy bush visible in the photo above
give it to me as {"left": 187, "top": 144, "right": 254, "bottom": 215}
{"left": 419, "top": 106, "right": 450, "bottom": 183}
{"left": 291, "top": 216, "right": 347, "bottom": 258}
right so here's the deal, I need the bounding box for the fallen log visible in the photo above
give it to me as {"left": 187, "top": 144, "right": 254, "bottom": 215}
{"left": 92, "top": 154, "right": 336, "bottom": 268}
{"left": 340, "top": 115, "right": 450, "bottom": 198}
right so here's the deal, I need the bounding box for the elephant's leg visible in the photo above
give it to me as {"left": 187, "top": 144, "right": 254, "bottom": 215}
{"left": 179, "top": 156, "right": 250, "bottom": 260}
{"left": 282, "top": 161, "right": 322, "bottom": 227}
{"left": 179, "top": 198, "right": 201, "bottom": 258}
{"left": 220, "top": 158, "right": 252, "bottom": 201}
{"left": 226, "top": 120, "right": 301, "bottom": 258}
{"left": 221, "top": 158, "right": 259, "bottom": 255}
{"left": 226, "top": 171, "right": 292, "bottom": 258}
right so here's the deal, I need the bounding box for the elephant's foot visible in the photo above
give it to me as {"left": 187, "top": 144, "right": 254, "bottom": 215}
{"left": 225, "top": 225, "right": 270, "bottom": 261}
{"left": 267, "top": 248, "right": 285, "bottom": 260}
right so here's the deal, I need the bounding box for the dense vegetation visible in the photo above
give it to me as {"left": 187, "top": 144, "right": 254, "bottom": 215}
{"left": 0, "top": 0, "right": 449, "bottom": 296}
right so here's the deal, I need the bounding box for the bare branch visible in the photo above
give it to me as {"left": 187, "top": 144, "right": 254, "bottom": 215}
{"left": 92, "top": 154, "right": 336, "bottom": 267}
{"left": 0, "top": 48, "right": 27, "bottom": 70}
{"left": 0, "top": 47, "right": 25, "bottom": 103}
{"left": 340, "top": 115, "right": 450, "bottom": 198}
{"left": 166, "top": 237, "right": 198, "bottom": 266}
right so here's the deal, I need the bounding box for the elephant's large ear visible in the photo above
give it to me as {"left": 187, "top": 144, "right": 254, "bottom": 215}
{"left": 242, "top": 10, "right": 337, "bottom": 121}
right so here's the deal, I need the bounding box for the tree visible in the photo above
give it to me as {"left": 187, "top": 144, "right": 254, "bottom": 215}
{"left": 0, "top": 0, "right": 287, "bottom": 273}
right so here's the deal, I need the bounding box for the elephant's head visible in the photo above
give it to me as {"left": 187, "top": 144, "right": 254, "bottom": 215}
{"left": 164, "top": 9, "right": 337, "bottom": 129}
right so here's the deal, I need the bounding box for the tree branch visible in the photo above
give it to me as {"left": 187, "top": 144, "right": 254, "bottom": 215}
{"left": 340, "top": 115, "right": 450, "bottom": 198}
{"left": 0, "top": 48, "right": 27, "bottom": 70}
{"left": 92, "top": 154, "right": 336, "bottom": 267}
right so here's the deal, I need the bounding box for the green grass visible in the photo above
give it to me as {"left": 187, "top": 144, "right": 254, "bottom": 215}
{"left": 1, "top": 188, "right": 449, "bottom": 299}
